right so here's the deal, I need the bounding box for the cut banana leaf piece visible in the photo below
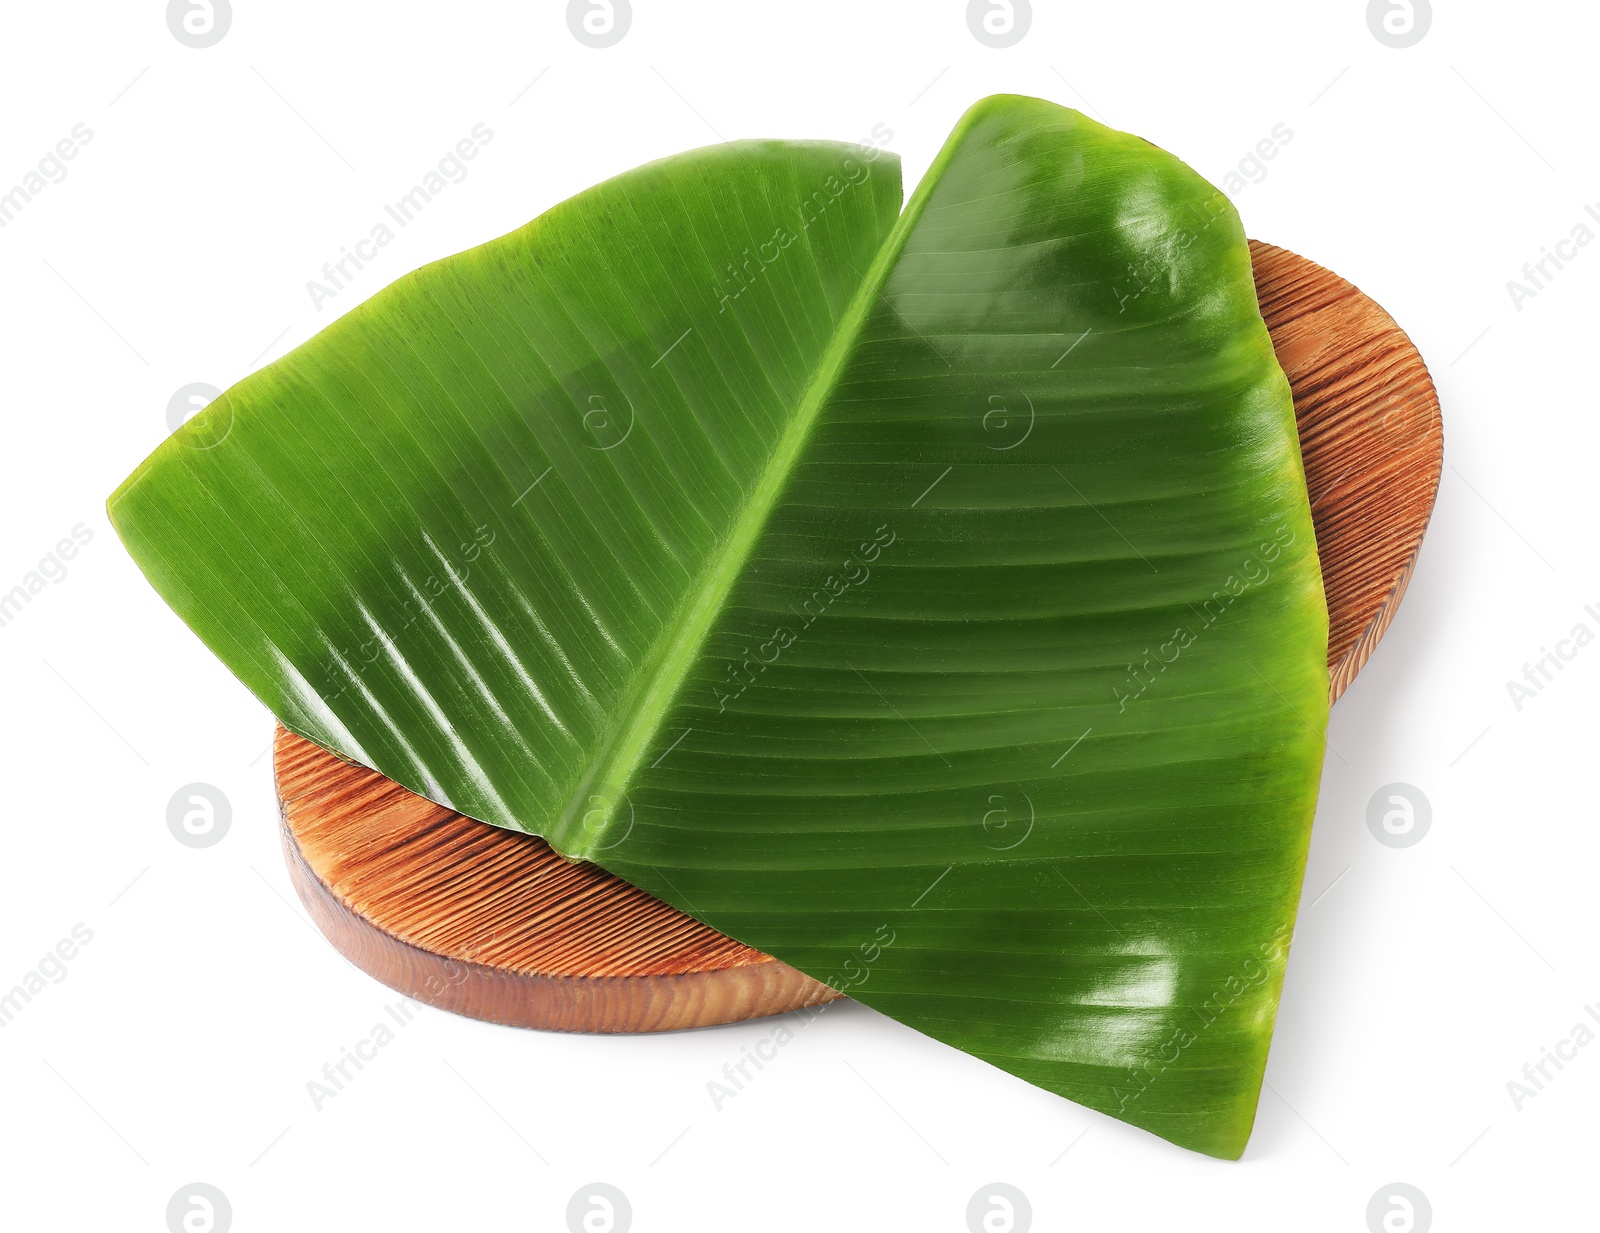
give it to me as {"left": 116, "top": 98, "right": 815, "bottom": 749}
{"left": 111, "top": 95, "right": 1327, "bottom": 1158}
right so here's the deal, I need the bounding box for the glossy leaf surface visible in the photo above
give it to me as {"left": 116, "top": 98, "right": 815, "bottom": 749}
{"left": 112, "top": 96, "right": 1327, "bottom": 1157}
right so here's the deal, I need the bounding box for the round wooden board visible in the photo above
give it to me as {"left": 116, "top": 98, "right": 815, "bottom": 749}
{"left": 276, "top": 240, "right": 1444, "bottom": 1034}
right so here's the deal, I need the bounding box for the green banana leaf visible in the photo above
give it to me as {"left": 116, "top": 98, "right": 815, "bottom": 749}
{"left": 110, "top": 95, "right": 1328, "bottom": 1158}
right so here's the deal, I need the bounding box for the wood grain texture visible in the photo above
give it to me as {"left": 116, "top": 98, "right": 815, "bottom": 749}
{"left": 277, "top": 729, "right": 830, "bottom": 1032}
{"left": 1249, "top": 241, "right": 1443, "bottom": 701}
{"left": 276, "top": 242, "right": 1443, "bottom": 1033}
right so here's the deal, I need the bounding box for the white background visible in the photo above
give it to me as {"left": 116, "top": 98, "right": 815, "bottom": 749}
{"left": 1, "top": 2, "right": 1594, "bottom": 1230}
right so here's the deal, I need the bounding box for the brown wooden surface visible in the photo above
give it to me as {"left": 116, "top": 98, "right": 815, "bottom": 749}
{"left": 1250, "top": 241, "right": 1443, "bottom": 701}
{"left": 276, "top": 240, "right": 1444, "bottom": 1033}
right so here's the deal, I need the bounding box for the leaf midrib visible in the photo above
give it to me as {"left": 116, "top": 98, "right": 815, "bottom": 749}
{"left": 549, "top": 123, "right": 980, "bottom": 860}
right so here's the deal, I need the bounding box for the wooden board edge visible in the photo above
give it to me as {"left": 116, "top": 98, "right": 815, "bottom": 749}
{"left": 279, "top": 803, "right": 841, "bottom": 1033}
